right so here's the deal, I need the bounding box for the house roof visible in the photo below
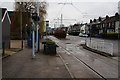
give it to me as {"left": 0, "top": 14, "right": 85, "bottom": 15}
{"left": 92, "top": 17, "right": 105, "bottom": 25}
{"left": 0, "top": 8, "right": 11, "bottom": 24}
{"left": 103, "top": 15, "right": 120, "bottom": 23}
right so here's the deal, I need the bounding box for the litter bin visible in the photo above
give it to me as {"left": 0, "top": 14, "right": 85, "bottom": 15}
{"left": 27, "top": 33, "right": 32, "bottom": 48}
{"left": 27, "top": 32, "right": 41, "bottom": 48}
{"left": 42, "top": 40, "right": 58, "bottom": 55}
{"left": 43, "top": 44, "right": 57, "bottom": 55}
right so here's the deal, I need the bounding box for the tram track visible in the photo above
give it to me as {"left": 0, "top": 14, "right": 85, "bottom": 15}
{"left": 57, "top": 44, "right": 107, "bottom": 80}
{"left": 49, "top": 36, "right": 118, "bottom": 79}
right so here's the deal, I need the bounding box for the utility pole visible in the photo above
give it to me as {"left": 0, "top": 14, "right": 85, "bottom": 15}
{"left": 61, "top": 14, "right": 63, "bottom": 27}
{"left": 54, "top": 23, "right": 56, "bottom": 28}
{"left": 20, "top": 2, "right": 23, "bottom": 49}
{"left": 57, "top": 18, "right": 59, "bottom": 27}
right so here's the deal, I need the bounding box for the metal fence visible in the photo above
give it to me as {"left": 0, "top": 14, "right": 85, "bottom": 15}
{"left": 86, "top": 39, "right": 113, "bottom": 55}
{"left": 0, "top": 43, "right": 1, "bottom": 56}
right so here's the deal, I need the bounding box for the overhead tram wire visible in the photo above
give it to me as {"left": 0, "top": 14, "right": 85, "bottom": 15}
{"left": 50, "top": 0, "right": 70, "bottom": 24}
{"left": 71, "top": 4, "right": 81, "bottom": 12}
{"left": 55, "top": 4, "right": 65, "bottom": 20}
{"left": 50, "top": 0, "right": 87, "bottom": 27}
{"left": 50, "top": 4, "right": 65, "bottom": 25}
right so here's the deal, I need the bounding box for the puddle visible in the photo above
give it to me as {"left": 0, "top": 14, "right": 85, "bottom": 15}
{"left": 65, "top": 43, "right": 71, "bottom": 44}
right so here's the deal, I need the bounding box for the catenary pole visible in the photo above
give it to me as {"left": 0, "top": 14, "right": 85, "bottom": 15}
{"left": 36, "top": 2, "right": 39, "bottom": 52}
{"left": 32, "top": 19, "right": 35, "bottom": 58}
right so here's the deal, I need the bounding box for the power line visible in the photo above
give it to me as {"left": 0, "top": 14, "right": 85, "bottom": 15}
{"left": 50, "top": 4, "right": 65, "bottom": 23}
{"left": 71, "top": 4, "right": 83, "bottom": 14}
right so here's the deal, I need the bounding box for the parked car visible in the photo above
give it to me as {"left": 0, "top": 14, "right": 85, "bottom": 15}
{"left": 79, "top": 33, "right": 88, "bottom": 37}
{"left": 68, "top": 30, "right": 80, "bottom": 36}
{"left": 95, "top": 35, "right": 101, "bottom": 38}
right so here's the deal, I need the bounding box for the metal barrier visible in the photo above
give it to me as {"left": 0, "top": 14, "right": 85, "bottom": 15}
{"left": 0, "top": 43, "right": 2, "bottom": 56}
{"left": 86, "top": 39, "right": 113, "bottom": 55}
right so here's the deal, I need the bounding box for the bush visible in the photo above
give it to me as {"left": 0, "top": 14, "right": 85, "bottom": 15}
{"left": 42, "top": 40, "right": 56, "bottom": 45}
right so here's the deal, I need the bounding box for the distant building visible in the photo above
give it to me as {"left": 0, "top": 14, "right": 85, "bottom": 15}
{"left": 0, "top": 8, "right": 11, "bottom": 49}
{"left": 68, "top": 24, "right": 83, "bottom": 32}
{"left": 88, "top": 13, "right": 120, "bottom": 36}
{"left": 103, "top": 13, "right": 120, "bottom": 33}
{"left": 87, "top": 17, "right": 105, "bottom": 35}
{"left": 80, "top": 24, "right": 89, "bottom": 34}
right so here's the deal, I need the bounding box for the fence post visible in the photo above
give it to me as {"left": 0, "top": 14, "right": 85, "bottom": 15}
{"left": 2, "top": 42, "right": 5, "bottom": 56}
{"left": 110, "top": 43, "right": 113, "bottom": 55}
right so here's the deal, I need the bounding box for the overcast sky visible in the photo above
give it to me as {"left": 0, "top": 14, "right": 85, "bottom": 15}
{"left": 0, "top": 0, "right": 119, "bottom": 27}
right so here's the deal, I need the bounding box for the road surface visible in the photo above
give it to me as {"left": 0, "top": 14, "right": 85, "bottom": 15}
{"left": 49, "top": 35, "right": 119, "bottom": 79}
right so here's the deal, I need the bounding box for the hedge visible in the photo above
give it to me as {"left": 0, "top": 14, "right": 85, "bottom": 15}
{"left": 100, "top": 33, "right": 120, "bottom": 39}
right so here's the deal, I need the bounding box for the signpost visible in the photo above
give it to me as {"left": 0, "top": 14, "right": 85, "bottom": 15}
{"left": 46, "top": 20, "right": 49, "bottom": 35}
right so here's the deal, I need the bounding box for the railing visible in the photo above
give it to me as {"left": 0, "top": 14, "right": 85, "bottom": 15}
{"left": 86, "top": 39, "right": 113, "bottom": 55}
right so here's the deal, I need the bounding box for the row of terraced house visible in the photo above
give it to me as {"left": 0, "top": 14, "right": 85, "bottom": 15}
{"left": 67, "top": 13, "right": 120, "bottom": 38}
{"left": 87, "top": 13, "right": 120, "bottom": 37}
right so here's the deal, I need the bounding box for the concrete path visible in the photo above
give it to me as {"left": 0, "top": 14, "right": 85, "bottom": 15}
{"left": 2, "top": 47, "right": 71, "bottom": 78}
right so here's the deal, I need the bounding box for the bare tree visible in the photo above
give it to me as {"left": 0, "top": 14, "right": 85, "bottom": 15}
{"left": 14, "top": 1, "right": 48, "bottom": 37}
{"left": 39, "top": 1, "right": 47, "bottom": 35}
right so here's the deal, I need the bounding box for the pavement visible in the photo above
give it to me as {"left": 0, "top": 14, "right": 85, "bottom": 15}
{"left": 2, "top": 36, "right": 119, "bottom": 79}
{"left": 2, "top": 43, "right": 71, "bottom": 78}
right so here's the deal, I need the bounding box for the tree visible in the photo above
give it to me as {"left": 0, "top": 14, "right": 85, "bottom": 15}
{"left": 14, "top": 1, "right": 48, "bottom": 37}
{"left": 39, "top": 1, "right": 47, "bottom": 35}
{"left": 14, "top": 2, "right": 31, "bottom": 39}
